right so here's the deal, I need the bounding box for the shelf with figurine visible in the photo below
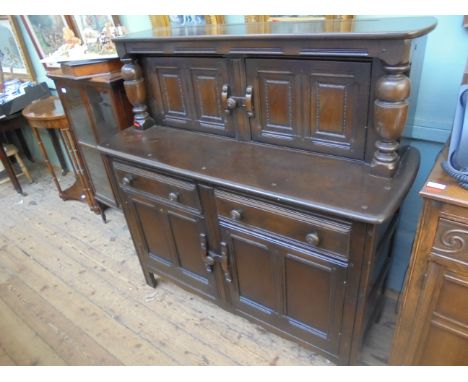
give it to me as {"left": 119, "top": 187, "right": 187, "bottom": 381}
{"left": 38, "top": 20, "right": 127, "bottom": 67}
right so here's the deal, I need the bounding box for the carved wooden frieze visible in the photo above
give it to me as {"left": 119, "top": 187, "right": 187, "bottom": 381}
{"left": 433, "top": 218, "right": 468, "bottom": 264}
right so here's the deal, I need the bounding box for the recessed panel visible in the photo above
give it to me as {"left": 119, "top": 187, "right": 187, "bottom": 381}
{"left": 314, "top": 82, "right": 347, "bottom": 136}
{"left": 232, "top": 235, "right": 276, "bottom": 311}
{"left": 168, "top": 211, "right": 207, "bottom": 277}
{"left": 192, "top": 72, "right": 223, "bottom": 121}
{"left": 135, "top": 202, "right": 173, "bottom": 264}
{"left": 285, "top": 254, "right": 332, "bottom": 334}
{"left": 160, "top": 73, "right": 187, "bottom": 115}
{"left": 263, "top": 79, "right": 293, "bottom": 129}
{"left": 309, "top": 74, "right": 354, "bottom": 143}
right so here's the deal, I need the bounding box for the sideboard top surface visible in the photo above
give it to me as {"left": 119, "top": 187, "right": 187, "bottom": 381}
{"left": 99, "top": 126, "right": 419, "bottom": 224}
{"left": 420, "top": 149, "right": 468, "bottom": 208}
{"left": 116, "top": 17, "right": 436, "bottom": 42}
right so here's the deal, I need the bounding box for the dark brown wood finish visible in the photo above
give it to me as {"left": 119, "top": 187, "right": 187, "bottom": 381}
{"left": 48, "top": 66, "right": 132, "bottom": 211}
{"left": 99, "top": 17, "right": 436, "bottom": 365}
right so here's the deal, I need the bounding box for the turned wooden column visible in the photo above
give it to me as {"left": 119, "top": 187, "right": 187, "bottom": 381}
{"left": 121, "top": 58, "right": 155, "bottom": 130}
{"left": 371, "top": 64, "right": 411, "bottom": 177}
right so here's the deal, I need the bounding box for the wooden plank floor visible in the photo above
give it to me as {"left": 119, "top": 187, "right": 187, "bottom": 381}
{"left": 0, "top": 164, "right": 397, "bottom": 366}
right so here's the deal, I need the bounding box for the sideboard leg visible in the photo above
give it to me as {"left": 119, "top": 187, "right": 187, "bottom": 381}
{"left": 144, "top": 270, "right": 158, "bottom": 288}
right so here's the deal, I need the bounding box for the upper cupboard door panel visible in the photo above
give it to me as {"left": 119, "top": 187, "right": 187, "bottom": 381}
{"left": 145, "top": 57, "right": 234, "bottom": 137}
{"left": 246, "top": 59, "right": 371, "bottom": 159}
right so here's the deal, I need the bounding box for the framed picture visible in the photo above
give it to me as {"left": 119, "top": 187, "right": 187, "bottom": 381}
{"left": 244, "top": 15, "right": 354, "bottom": 23}
{"left": 150, "top": 15, "right": 224, "bottom": 28}
{"left": 69, "top": 15, "right": 121, "bottom": 42}
{"left": 21, "top": 15, "right": 79, "bottom": 68}
{"left": 0, "top": 16, "right": 34, "bottom": 81}
{"left": 244, "top": 15, "right": 355, "bottom": 33}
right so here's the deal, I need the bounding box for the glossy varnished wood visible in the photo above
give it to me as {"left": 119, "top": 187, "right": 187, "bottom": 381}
{"left": 100, "top": 126, "right": 419, "bottom": 224}
{"left": 0, "top": 165, "right": 399, "bottom": 366}
{"left": 99, "top": 18, "right": 435, "bottom": 365}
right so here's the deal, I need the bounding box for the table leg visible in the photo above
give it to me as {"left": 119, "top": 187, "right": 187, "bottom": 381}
{"left": 48, "top": 129, "right": 69, "bottom": 175}
{"left": 60, "top": 127, "right": 100, "bottom": 214}
{"left": 31, "top": 127, "right": 63, "bottom": 197}
{"left": 0, "top": 143, "right": 23, "bottom": 195}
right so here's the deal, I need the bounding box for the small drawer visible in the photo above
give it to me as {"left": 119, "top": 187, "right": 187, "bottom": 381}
{"left": 113, "top": 161, "right": 201, "bottom": 211}
{"left": 215, "top": 190, "right": 351, "bottom": 257}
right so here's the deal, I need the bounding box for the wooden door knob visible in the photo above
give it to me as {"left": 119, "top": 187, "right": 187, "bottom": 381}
{"left": 122, "top": 175, "right": 132, "bottom": 186}
{"left": 230, "top": 209, "right": 243, "bottom": 221}
{"left": 305, "top": 232, "right": 320, "bottom": 246}
{"left": 168, "top": 192, "right": 179, "bottom": 202}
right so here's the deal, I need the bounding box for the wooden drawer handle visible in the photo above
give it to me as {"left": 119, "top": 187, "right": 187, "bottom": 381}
{"left": 305, "top": 232, "right": 320, "bottom": 246}
{"left": 122, "top": 175, "right": 133, "bottom": 186}
{"left": 168, "top": 191, "right": 179, "bottom": 202}
{"left": 230, "top": 209, "right": 243, "bottom": 221}
{"left": 222, "top": 84, "right": 238, "bottom": 115}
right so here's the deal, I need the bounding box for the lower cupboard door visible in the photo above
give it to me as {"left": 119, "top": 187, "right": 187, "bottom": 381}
{"left": 221, "top": 226, "right": 348, "bottom": 355}
{"left": 124, "top": 193, "right": 218, "bottom": 300}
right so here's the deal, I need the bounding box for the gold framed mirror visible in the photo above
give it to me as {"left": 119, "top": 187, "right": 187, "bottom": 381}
{"left": 0, "top": 15, "right": 35, "bottom": 81}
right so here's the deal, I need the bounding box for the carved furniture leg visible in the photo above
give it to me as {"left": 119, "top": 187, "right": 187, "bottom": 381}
{"left": 121, "top": 58, "right": 155, "bottom": 130}
{"left": 371, "top": 64, "right": 411, "bottom": 177}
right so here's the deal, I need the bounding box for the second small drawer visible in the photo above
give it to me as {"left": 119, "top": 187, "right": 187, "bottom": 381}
{"left": 215, "top": 190, "right": 351, "bottom": 258}
{"left": 113, "top": 160, "right": 201, "bottom": 211}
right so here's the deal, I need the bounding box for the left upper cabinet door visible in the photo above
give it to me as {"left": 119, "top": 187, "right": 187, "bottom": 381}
{"left": 144, "top": 57, "right": 235, "bottom": 137}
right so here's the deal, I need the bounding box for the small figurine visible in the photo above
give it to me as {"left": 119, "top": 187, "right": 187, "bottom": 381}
{"left": 62, "top": 26, "right": 81, "bottom": 47}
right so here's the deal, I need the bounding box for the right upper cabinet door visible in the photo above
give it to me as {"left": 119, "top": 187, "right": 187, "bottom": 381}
{"left": 246, "top": 59, "right": 371, "bottom": 159}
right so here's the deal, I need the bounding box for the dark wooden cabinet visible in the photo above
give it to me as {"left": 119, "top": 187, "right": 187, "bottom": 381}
{"left": 247, "top": 58, "right": 371, "bottom": 158}
{"left": 98, "top": 17, "right": 437, "bottom": 364}
{"left": 48, "top": 67, "right": 132, "bottom": 211}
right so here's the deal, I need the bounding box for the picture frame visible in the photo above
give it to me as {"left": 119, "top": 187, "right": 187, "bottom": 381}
{"left": 244, "top": 15, "right": 354, "bottom": 23}
{"left": 149, "top": 15, "right": 225, "bottom": 28}
{"left": 244, "top": 15, "right": 355, "bottom": 33}
{"left": 21, "top": 15, "right": 79, "bottom": 69}
{"left": 68, "top": 15, "right": 121, "bottom": 42}
{"left": 0, "top": 16, "right": 34, "bottom": 81}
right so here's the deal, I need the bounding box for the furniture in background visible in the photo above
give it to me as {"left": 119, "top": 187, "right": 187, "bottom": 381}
{"left": 0, "top": 143, "right": 33, "bottom": 184}
{"left": 390, "top": 58, "right": 468, "bottom": 365}
{"left": 389, "top": 149, "right": 468, "bottom": 365}
{"left": 0, "top": 82, "right": 56, "bottom": 194}
{"left": 22, "top": 96, "right": 98, "bottom": 213}
{"left": 99, "top": 17, "right": 436, "bottom": 365}
{"left": 48, "top": 60, "right": 132, "bottom": 215}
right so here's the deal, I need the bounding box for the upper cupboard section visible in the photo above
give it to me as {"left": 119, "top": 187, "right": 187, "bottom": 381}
{"left": 144, "top": 56, "right": 371, "bottom": 159}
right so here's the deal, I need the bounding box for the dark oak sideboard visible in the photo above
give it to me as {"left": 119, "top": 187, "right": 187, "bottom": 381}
{"left": 98, "top": 17, "right": 437, "bottom": 365}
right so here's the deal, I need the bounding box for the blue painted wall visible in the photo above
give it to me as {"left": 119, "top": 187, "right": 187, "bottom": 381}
{"left": 385, "top": 16, "right": 468, "bottom": 291}
{"left": 12, "top": 15, "right": 468, "bottom": 291}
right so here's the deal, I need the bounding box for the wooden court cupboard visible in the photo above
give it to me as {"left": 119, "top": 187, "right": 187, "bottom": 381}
{"left": 98, "top": 17, "right": 436, "bottom": 365}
